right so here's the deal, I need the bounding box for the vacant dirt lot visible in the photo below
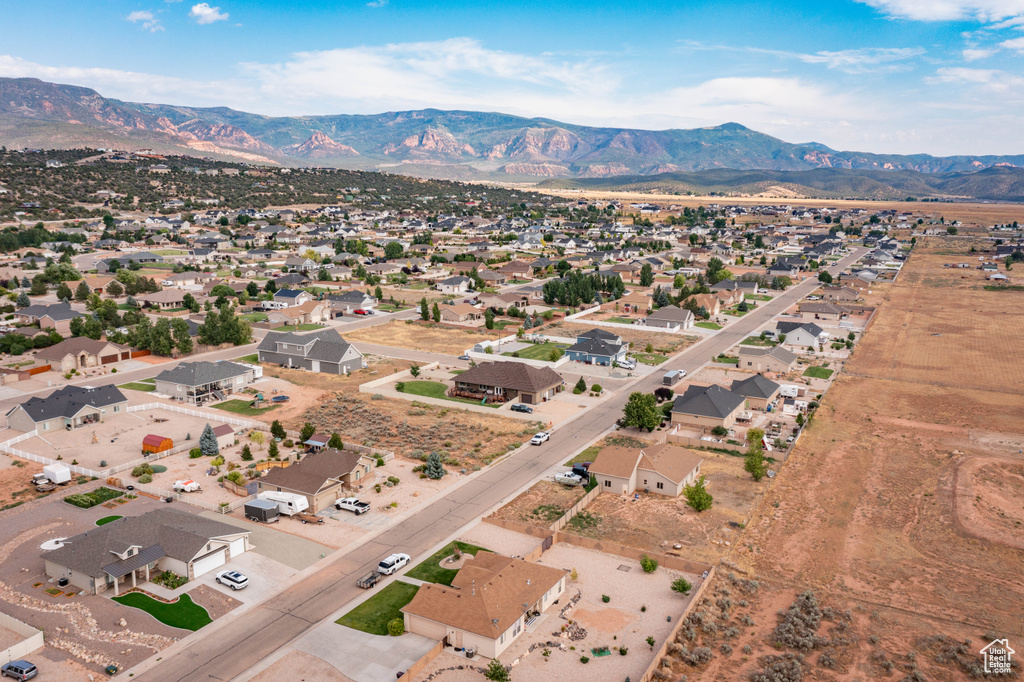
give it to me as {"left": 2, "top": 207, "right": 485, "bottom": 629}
{"left": 343, "top": 319, "right": 502, "bottom": 355}
{"left": 682, "top": 240, "right": 1024, "bottom": 681}
{"left": 492, "top": 480, "right": 589, "bottom": 525}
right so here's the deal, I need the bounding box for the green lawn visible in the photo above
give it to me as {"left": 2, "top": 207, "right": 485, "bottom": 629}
{"left": 336, "top": 582, "right": 419, "bottom": 635}
{"left": 696, "top": 321, "right": 722, "bottom": 330}
{"left": 450, "top": 370, "right": 466, "bottom": 375}
{"left": 399, "top": 381, "right": 499, "bottom": 408}
{"left": 118, "top": 378, "right": 157, "bottom": 392}
{"left": 715, "top": 355, "right": 739, "bottom": 365}
{"left": 235, "top": 354, "right": 259, "bottom": 364}
{"left": 212, "top": 399, "right": 279, "bottom": 416}
{"left": 492, "top": 320, "right": 520, "bottom": 330}
{"left": 241, "top": 312, "right": 268, "bottom": 322}
{"left": 745, "top": 294, "right": 773, "bottom": 301}
{"left": 151, "top": 249, "right": 188, "bottom": 256}
{"left": 565, "top": 444, "right": 601, "bottom": 466}
{"left": 724, "top": 308, "right": 751, "bottom": 317}
{"left": 112, "top": 593, "right": 212, "bottom": 631}
{"left": 803, "top": 366, "right": 835, "bottom": 379}
{"left": 405, "top": 282, "right": 430, "bottom": 290}
{"left": 405, "top": 541, "right": 491, "bottom": 585}
{"left": 96, "top": 515, "right": 122, "bottom": 526}
{"left": 291, "top": 323, "right": 327, "bottom": 331}
{"left": 502, "top": 342, "right": 567, "bottom": 360}
{"left": 633, "top": 352, "right": 669, "bottom": 365}
{"left": 606, "top": 317, "right": 637, "bottom": 325}
{"left": 740, "top": 336, "right": 778, "bottom": 347}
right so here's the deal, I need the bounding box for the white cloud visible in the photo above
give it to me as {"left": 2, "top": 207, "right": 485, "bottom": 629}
{"left": 366, "top": 0, "right": 388, "bottom": 6}
{"left": 928, "top": 66, "right": 1024, "bottom": 94}
{"left": 963, "top": 47, "right": 999, "bottom": 59}
{"left": 189, "top": 3, "right": 228, "bottom": 24}
{"left": 856, "top": 0, "right": 1024, "bottom": 21}
{"left": 999, "top": 35, "right": 1024, "bottom": 49}
{"left": 681, "top": 43, "right": 924, "bottom": 74}
{"left": 126, "top": 10, "right": 163, "bottom": 32}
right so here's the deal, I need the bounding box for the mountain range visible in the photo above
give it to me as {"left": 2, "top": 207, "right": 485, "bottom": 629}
{"left": 1, "top": 76, "right": 1023, "bottom": 199}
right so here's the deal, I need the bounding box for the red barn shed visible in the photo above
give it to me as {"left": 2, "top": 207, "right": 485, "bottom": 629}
{"left": 142, "top": 434, "right": 173, "bottom": 454}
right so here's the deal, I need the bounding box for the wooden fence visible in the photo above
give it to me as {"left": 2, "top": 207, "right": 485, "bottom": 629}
{"left": 396, "top": 639, "right": 445, "bottom": 682}
{"left": 548, "top": 485, "right": 600, "bottom": 532}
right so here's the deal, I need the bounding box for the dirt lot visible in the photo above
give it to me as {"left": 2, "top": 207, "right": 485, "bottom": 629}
{"left": 491, "top": 480, "right": 590, "bottom": 525}
{"left": 553, "top": 321, "right": 698, "bottom": 355}
{"left": 0, "top": 457, "right": 52, "bottom": 510}
{"left": 677, "top": 240, "right": 1024, "bottom": 681}
{"left": 344, "top": 319, "right": 503, "bottom": 355}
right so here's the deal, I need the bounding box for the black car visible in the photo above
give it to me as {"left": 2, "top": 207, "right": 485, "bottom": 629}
{"left": 571, "top": 462, "right": 592, "bottom": 480}
{"left": 1, "top": 661, "right": 37, "bottom": 680}
{"left": 510, "top": 403, "right": 533, "bottom": 413}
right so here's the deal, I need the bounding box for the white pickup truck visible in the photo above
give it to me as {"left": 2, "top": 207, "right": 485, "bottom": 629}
{"left": 173, "top": 480, "right": 202, "bottom": 493}
{"left": 554, "top": 472, "right": 585, "bottom": 487}
{"left": 335, "top": 498, "right": 370, "bottom": 515}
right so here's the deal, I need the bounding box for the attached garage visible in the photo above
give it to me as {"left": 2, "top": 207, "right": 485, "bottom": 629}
{"left": 227, "top": 537, "right": 245, "bottom": 559}
{"left": 142, "top": 434, "right": 174, "bottom": 454}
{"left": 191, "top": 548, "right": 227, "bottom": 578}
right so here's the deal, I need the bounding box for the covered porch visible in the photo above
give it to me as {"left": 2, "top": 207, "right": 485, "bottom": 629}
{"left": 102, "top": 544, "right": 165, "bottom": 596}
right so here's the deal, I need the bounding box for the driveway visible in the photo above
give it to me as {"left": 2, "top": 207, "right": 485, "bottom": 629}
{"left": 296, "top": 620, "right": 437, "bottom": 682}
{"left": 198, "top": 512, "right": 334, "bottom": 571}
{"left": 318, "top": 506, "right": 393, "bottom": 531}
{"left": 198, "top": 550, "right": 297, "bottom": 606}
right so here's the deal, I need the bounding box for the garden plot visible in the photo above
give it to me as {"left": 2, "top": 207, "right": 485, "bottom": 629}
{"left": 14, "top": 406, "right": 248, "bottom": 471}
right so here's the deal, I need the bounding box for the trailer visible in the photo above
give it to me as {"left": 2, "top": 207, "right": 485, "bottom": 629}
{"left": 663, "top": 370, "right": 686, "bottom": 386}
{"left": 257, "top": 491, "right": 309, "bottom": 516}
{"left": 244, "top": 499, "right": 280, "bottom": 524}
{"left": 356, "top": 572, "right": 382, "bottom": 589}
{"left": 32, "top": 464, "right": 71, "bottom": 488}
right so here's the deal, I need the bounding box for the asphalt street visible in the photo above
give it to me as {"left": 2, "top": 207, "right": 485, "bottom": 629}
{"left": 130, "top": 247, "right": 867, "bottom": 682}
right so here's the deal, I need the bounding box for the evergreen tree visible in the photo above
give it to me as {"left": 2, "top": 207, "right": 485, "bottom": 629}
{"left": 300, "top": 422, "right": 316, "bottom": 442}
{"left": 327, "top": 432, "right": 344, "bottom": 449}
{"left": 574, "top": 377, "right": 587, "bottom": 394}
{"left": 483, "top": 660, "right": 510, "bottom": 682}
{"left": 240, "top": 444, "right": 253, "bottom": 461}
{"left": 270, "top": 419, "right": 286, "bottom": 439}
{"left": 106, "top": 280, "right": 124, "bottom": 297}
{"left": 639, "top": 263, "right": 654, "bottom": 287}
{"left": 199, "top": 423, "right": 219, "bottom": 456}
{"left": 424, "top": 452, "right": 445, "bottom": 479}
{"left": 15, "top": 292, "right": 29, "bottom": 308}
{"left": 74, "top": 281, "right": 91, "bottom": 301}
{"left": 268, "top": 439, "right": 279, "bottom": 458}
{"left": 432, "top": 301, "right": 441, "bottom": 323}
{"left": 484, "top": 308, "right": 495, "bottom": 330}
{"left": 420, "top": 297, "right": 429, "bottom": 321}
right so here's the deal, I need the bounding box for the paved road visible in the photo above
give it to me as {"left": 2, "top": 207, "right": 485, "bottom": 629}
{"left": 131, "top": 247, "right": 866, "bottom": 682}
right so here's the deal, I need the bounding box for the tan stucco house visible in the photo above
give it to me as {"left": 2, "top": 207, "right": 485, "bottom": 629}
{"left": 256, "top": 447, "right": 375, "bottom": 512}
{"left": 589, "top": 442, "right": 704, "bottom": 497}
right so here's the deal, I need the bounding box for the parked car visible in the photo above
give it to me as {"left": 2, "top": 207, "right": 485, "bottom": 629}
{"left": 531, "top": 431, "right": 551, "bottom": 445}
{"left": 377, "top": 552, "right": 411, "bottom": 575}
{"left": 335, "top": 498, "right": 370, "bottom": 515}
{"left": 458, "top": 355, "right": 471, "bottom": 361}
{"left": 510, "top": 403, "right": 533, "bottom": 413}
{"left": 571, "top": 462, "right": 592, "bottom": 479}
{"left": 618, "top": 359, "right": 636, "bottom": 370}
{"left": 295, "top": 512, "right": 324, "bottom": 524}
{"left": 0, "top": 661, "right": 37, "bottom": 680}
{"left": 354, "top": 309, "right": 373, "bottom": 315}
{"left": 554, "top": 472, "right": 584, "bottom": 487}
{"left": 215, "top": 570, "right": 248, "bottom": 591}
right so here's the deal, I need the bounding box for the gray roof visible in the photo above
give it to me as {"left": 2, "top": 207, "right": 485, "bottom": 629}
{"left": 671, "top": 384, "right": 746, "bottom": 419}
{"left": 261, "top": 447, "right": 367, "bottom": 495}
{"left": 440, "top": 276, "right": 471, "bottom": 285}
{"left": 156, "top": 361, "right": 250, "bottom": 387}
{"left": 103, "top": 544, "right": 165, "bottom": 579}
{"left": 776, "top": 321, "right": 826, "bottom": 337}
{"left": 645, "top": 305, "right": 694, "bottom": 323}
{"left": 8, "top": 384, "right": 126, "bottom": 422}
{"left": 567, "top": 337, "right": 620, "bottom": 358}
{"left": 16, "top": 302, "right": 84, "bottom": 322}
{"left": 326, "top": 290, "right": 375, "bottom": 304}
{"left": 737, "top": 345, "right": 798, "bottom": 365}
{"left": 43, "top": 509, "right": 247, "bottom": 579}
{"left": 577, "top": 328, "right": 622, "bottom": 344}
{"left": 257, "top": 329, "right": 358, "bottom": 364}
{"left": 274, "top": 289, "right": 305, "bottom": 299}
{"left": 730, "top": 374, "right": 781, "bottom": 400}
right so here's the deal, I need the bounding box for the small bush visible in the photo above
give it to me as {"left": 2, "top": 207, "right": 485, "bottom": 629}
{"left": 282, "top": 439, "right": 293, "bottom": 448}
{"left": 640, "top": 554, "right": 658, "bottom": 573}
{"left": 138, "top": 474, "right": 153, "bottom": 484}
{"left": 619, "top": 647, "right": 628, "bottom": 656}
{"left": 131, "top": 464, "right": 153, "bottom": 478}
{"left": 189, "top": 447, "right": 202, "bottom": 459}
{"left": 580, "top": 656, "right": 589, "bottom": 664}
{"left": 387, "top": 618, "right": 405, "bottom": 636}
{"left": 602, "top": 595, "right": 611, "bottom": 603}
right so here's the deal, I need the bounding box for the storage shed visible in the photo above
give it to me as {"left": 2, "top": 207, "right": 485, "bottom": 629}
{"left": 142, "top": 434, "right": 173, "bottom": 454}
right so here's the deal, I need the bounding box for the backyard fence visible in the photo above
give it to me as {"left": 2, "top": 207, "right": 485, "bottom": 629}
{"left": 548, "top": 485, "right": 600, "bottom": 532}
{"left": 128, "top": 403, "right": 259, "bottom": 429}
{"left": 0, "top": 612, "right": 43, "bottom": 666}
{"left": 0, "top": 431, "right": 102, "bottom": 477}
{"left": 124, "top": 482, "right": 255, "bottom": 514}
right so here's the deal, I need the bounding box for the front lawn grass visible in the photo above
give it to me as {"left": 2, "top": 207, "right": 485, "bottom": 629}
{"left": 405, "top": 541, "right": 491, "bottom": 585}
{"left": 234, "top": 354, "right": 258, "bottom": 364}
{"left": 96, "top": 515, "right": 123, "bottom": 526}
{"left": 113, "top": 592, "right": 211, "bottom": 631}
{"left": 695, "top": 321, "right": 722, "bottom": 330}
{"left": 502, "top": 342, "right": 566, "bottom": 360}
{"left": 118, "top": 381, "right": 156, "bottom": 392}
{"left": 745, "top": 294, "right": 772, "bottom": 301}
{"left": 632, "top": 352, "right": 668, "bottom": 365}
{"left": 715, "top": 354, "right": 739, "bottom": 365}
{"left": 565, "top": 444, "right": 602, "bottom": 466}
{"left": 212, "top": 399, "right": 279, "bottom": 416}
{"left": 291, "top": 323, "right": 327, "bottom": 331}
{"left": 740, "top": 336, "right": 778, "bottom": 347}
{"left": 240, "top": 312, "right": 268, "bottom": 322}
{"left": 399, "top": 381, "right": 499, "bottom": 408}
{"left": 803, "top": 366, "right": 835, "bottom": 379}
{"left": 336, "top": 581, "right": 419, "bottom": 635}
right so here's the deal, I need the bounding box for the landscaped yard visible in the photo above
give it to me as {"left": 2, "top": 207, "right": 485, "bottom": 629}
{"left": 715, "top": 354, "right": 739, "bottom": 365}
{"left": 739, "top": 336, "right": 778, "bottom": 347}
{"left": 241, "top": 312, "right": 268, "bottom": 322}
{"left": 632, "top": 352, "right": 669, "bottom": 365}
{"left": 235, "top": 354, "right": 259, "bottom": 364}
{"left": 724, "top": 307, "right": 751, "bottom": 317}
{"left": 696, "top": 321, "right": 722, "bottom": 330}
{"left": 405, "top": 541, "right": 490, "bottom": 585}
{"left": 212, "top": 399, "right": 279, "bottom": 416}
{"left": 398, "top": 381, "right": 499, "bottom": 408}
{"left": 745, "top": 294, "right": 773, "bottom": 301}
{"left": 606, "top": 317, "right": 637, "bottom": 325}
{"left": 118, "top": 378, "right": 156, "bottom": 392}
{"left": 336, "top": 581, "right": 419, "bottom": 635}
{"left": 112, "top": 592, "right": 212, "bottom": 631}
{"left": 291, "top": 323, "right": 327, "bottom": 331}
{"left": 502, "top": 341, "right": 566, "bottom": 360}
{"left": 804, "top": 366, "right": 835, "bottom": 379}
{"left": 96, "top": 515, "right": 123, "bottom": 526}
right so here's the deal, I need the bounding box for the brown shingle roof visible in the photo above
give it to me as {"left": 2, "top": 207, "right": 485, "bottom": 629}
{"left": 456, "top": 362, "right": 562, "bottom": 393}
{"left": 636, "top": 443, "right": 704, "bottom": 485}
{"left": 260, "top": 447, "right": 368, "bottom": 495}
{"left": 401, "top": 552, "right": 566, "bottom": 638}
{"left": 589, "top": 446, "right": 643, "bottom": 479}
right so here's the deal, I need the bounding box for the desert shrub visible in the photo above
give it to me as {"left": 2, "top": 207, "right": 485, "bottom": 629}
{"left": 131, "top": 464, "right": 153, "bottom": 478}
{"left": 721, "top": 644, "right": 733, "bottom": 655}
{"left": 640, "top": 554, "right": 659, "bottom": 573}
{"left": 772, "top": 591, "right": 826, "bottom": 650}
{"left": 580, "top": 656, "right": 589, "bottom": 664}
{"left": 819, "top": 653, "right": 836, "bottom": 669}
{"left": 750, "top": 654, "right": 803, "bottom": 682}
{"left": 602, "top": 595, "right": 611, "bottom": 603}
{"left": 673, "top": 577, "right": 693, "bottom": 595}
{"left": 138, "top": 474, "right": 153, "bottom": 484}
{"left": 211, "top": 456, "right": 225, "bottom": 467}
{"left": 225, "top": 471, "right": 245, "bottom": 486}
{"left": 283, "top": 439, "right": 293, "bottom": 447}
{"left": 189, "top": 447, "right": 202, "bottom": 458}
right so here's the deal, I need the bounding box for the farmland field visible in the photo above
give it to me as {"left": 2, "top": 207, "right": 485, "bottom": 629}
{"left": 683, "top": 237, "right": 1024, "bottom": 682}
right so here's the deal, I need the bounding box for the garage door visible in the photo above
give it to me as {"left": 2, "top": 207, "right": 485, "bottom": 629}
{"left": 228, "top": 538, "right": 245, "bottom": 559}
{"left": 191, "top": 548, "right": 227, "bottom": 578}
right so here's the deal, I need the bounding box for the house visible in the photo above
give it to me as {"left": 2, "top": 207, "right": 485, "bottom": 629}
{"left": 138, "top": 290, "right": 187, "bottom": 310}
{"left": 154, "top": 361, "right": 260, "bottom": 405}
{"left": 589, "top": 442, "right": 704, "bottom": 497}
{"left": 81, "top": 275, "right": 114, "bottom": 295}
{"left": 274, "top": 273, "right": 312, "bottom": 288}
{"left": 737, "top": 346, "right": 798, "bottom": 373}
{"left": 644, "top": 305, "right": 695, "bottom": 331}
{"left": 13, "top": 303, "right": 84, "bottom": 335}
{"left": 35, "top": 338, "right": 132, "bottom": 374}
{"left": 452, "top": 361, "right": 563, "bottom": 404}
{"left": 6, "top": 384, "right": 127, "bottom": 434}
{"left": 670, "top": 384, "right": 747, "bottom": 430}
{"left": 683, "top": 294, "right": 721, "bottom": 317}
{"left": 821, "top": 286, "right": 859, "bottom": 302}
{"left": 566, "top": 328, "right": 629, "bottom": 366}
{"left": 283, "top": 256, "right": 318, "bottom": 272}
{"left": 401, "top": 552, "right": 567, "bottom": 659}
{"left": 160, "top": 271, "right": 216, "bottom": 289}
{"left": 257, "top": 329, "right": 366, "bottom": 374}
{"left": 325, "top": 290, "right": 377, "bottom": 314}
{"left": 478, "top": 270, "right": 507, "bottom": 286}
{"left": 42, "top": 509, "right": 251, "bottom": 596}
{"left": 437, "top": 276, "right": 472, "bottom": 294}
{"left": 273, "top": 289, "right": 314, "bottom": 307}
{"left": 714, "top": 288, "right": 743, "bottom": 307}
{"left": 617, "top": 289, "right": 652, "bottom": 313}
{"left": 266, "top": 300, "right": 331, "bottom": 325}
{"left": 711, "top": 279, "right": 760, "bottom": 295}
{"left": 730, "top": 374, "right": 782, "bottom": 410}
{"left": 776, "top": 321, "right": 829, "bottom": 348}
{"left": 95, "top": 252, "right": 164, "bottom": 273}
{"left": 439, "top": 303, "right": 484, "bottom": 324}
{"left": 257, "top": 447, "right": 375, "bottom": 512}
{"left": 496, "top": 261, "right": 532, "bottom": 279}
{"left": 798, "top": 301, "right": 844, "bottom": 321}
{"left": 839, "top": 275, "right": 873, "bottom": 290}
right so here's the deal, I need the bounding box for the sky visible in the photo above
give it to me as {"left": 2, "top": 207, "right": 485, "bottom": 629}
{"left": 3, "top": 0, "right": 1024, "bottom": 156}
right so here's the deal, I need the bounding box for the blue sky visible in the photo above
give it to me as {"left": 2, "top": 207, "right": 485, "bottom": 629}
{"left": 3, "top": 0, "right": 1024, "bottom": 155}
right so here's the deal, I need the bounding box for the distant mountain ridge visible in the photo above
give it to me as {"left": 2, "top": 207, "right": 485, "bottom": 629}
{"left": 1, "top": 76, "right": 1023, "bottom": 192}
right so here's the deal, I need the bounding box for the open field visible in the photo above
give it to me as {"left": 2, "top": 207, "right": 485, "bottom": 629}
{"left": 491, "top": 480, "right": 590, "bottom": 524}
{"left": 684, "top": 238, "right": 1024, "bottom": 681}
{"left": 343, "top": 319, "right": 502, "bottom": 355}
